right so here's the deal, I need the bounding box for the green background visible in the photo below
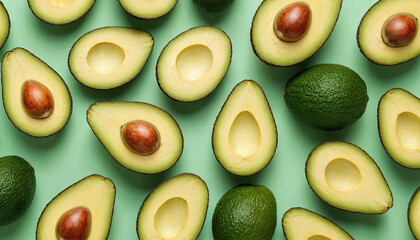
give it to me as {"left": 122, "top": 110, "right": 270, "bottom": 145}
{"left": 0, "top": 0, "right": 419, "bottom": 239}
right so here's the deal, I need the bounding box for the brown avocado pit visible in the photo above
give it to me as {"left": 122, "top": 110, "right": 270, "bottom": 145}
{"left": 273, "top": 2, "right": 311, "bottom": 42}
{"left": 22, "top": 80, "right": 54, "bottom": 119}
{"left": 56, "top": 206, "right": 91, "bottom": 240}
{"left": 381, "top": 13, "right": 418, "bottom": 47}
{"left": 121, "top": 120, "right": 161, "bottom": 155}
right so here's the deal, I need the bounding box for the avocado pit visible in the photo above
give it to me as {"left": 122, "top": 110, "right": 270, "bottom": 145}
{"left": 154, "top": 197, "right": 188, "bottom": 238}
{"left": 56, "top": 206, "right": 91, "bottom": 240}
{"left": 381, "top": 13, "right": 418, "bottom": 47}
{"left": 22, "top": 80, "right": 54, "bottom": 119}
{"left": 87, "top": 42, "right": 125, "bottom": 74}
{"left": 121, "top": 120, "right": 160, "bottom": 155}
{"left": 273, "top": 2, "right": 311, "bottom": 42}
{"left": 325, "top": 158, "right": 361, "bottom": 191}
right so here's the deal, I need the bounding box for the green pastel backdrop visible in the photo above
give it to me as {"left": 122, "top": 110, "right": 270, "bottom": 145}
{"left": 0, "top": 0, "right": 419, "bottom": 239}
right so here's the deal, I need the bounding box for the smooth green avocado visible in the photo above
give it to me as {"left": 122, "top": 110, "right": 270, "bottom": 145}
{"left": 284, "top": 64, "right": 368, "bottom": 131}
{"left": 2, "top": 48, "right": 72, "bottom": 137}
{"left": 0, "top": 155, "right": 36, "bottom": 226}
{"left": 119, "top": 0, "right": 177, "bottom": 19}
{"left": 137, "top": 173, "right": 209, "bottom": 239}
{"left": 36, "top": 174, "right": 115, "bottom": 240}
{"left": 251, "top": 0, "right": 343, "bottom": 66}
{"left": 0, "top": 2, "right": 10, "bottom": 49}
{"left": 212, "top": 184, "right": 277, "bottom": 240}
{"left": 306, "top": 141, "right": 393, "bottom": 214}
{"left": 282, "top": 207, "right": 354, "bottom": 240}
{"left": 193, "top": 0, "right": 234, "bottom": 12}
{"left": 357, "top": 0, "right": 420, "bottom": 65}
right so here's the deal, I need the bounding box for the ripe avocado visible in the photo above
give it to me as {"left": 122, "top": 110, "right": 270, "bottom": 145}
{"left": 378, "top": 88, "right": 420, "bottom": 169}
{"left": 0, "top": 2, "right": 9, "bottom": 49}
{"left": 212, "top": 80, "right": 277, "bottom": 176}
{"left": 251, "top": 0, "right": 343, "bottom": 66}
{"left": 157, "top": 26, "right": 232, "bottom": 102}
{"left": 408, "top": 187, "right": 420, "bottom": 239}
{"left": 306, "top": 141, "right": 393, "bottom": 214}
{"left": 69, "top": 27, "right": 153, "bottom": 90}
{"left": 137, "top": 173, "right": 209, "bottom": 239}
{"left": 192, "top": 0, "right": 234, "bottom": 12}
{"left": 212, "top": 184, "right": 277, "bottom": 240}
{"left": 36, "top": 175, "right": 115, "bottom": 240}
{"left": 27, "top": 0, "right": 95, "bottom": 25}
{"left": 119, "top": 0, "right": 177, "bottom": 19}
{"left": 284, "top": 64, "right": 368, "bottom": 131}
{"left": 0, "top": 156, "right": 36, "bottom": 226}
{"left": 1, "top": 48, "right": 72, "bottom": 137}
{"left": 282, "top": 208, "right": 354, "bottom": 240}
{"left": 87, "top": 101, "right": 183, "bottom": 174}
{"left": 357, "top": 0, "right": 420, "bottom": 65}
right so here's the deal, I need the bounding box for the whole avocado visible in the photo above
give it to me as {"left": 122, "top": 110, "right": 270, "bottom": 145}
{"left": 0, "top": 155, "right": 36, "bottom": 226}
{"left": 284, "top": 64, "right": 368, "bottom": 131}
{"left": 212, "top": 184, "right": 277, "bottom": 240}
{"left": 193, "top": 0, "right": 234, "bottom": 12}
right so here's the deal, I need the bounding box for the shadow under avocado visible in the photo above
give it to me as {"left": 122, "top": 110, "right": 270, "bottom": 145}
{"left": 361, "top": 54, "right": 418, "bottom": 80}
{"left": 0, "top": 212, "right": 29, "bottom": 238}
{"left": 378, "top": 145, "right": 420, "bottom": 182}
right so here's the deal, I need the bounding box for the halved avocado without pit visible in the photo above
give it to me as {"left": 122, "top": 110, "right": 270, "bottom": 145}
{"left": 212, "top": 80, "right": 277, "bottom": 176}
{"left": 0, "top": 2, "right": 10, "bottom": 49}
{"left": 87, "top": 101, "right": 183, "bottom": 174}
{"left": 357, "top": 0, "right": 420, "bottom": 65}
{"left": 251, "top": 0, "right": 343, "bottom": 66}
{"left": 119, "top": 0, "right": 177, "bottom": 19}
{"left": 1, "top": 48, "right": 72, "bottom": 137}
{"left": 409, "top": 187, "right": 420, "bottom": 239}
{"left": 306, "top": 141, "right": 393, "bottom": 214}
{"left": 27, "top": 0, "right": 95, "bottom": 25}
{"left": 378, "top": 88, "right": 420, "bottom": 168}
{"left": 157, "top": 26, "right": 232, "bottom": 102}
{"left": 69, "top": 27, "right": 153, "bottom": 89}
{"left": 36, "top": 174, "right": 116, "bottom": 240}
{"left": 137, "top": 173, "right": 209, "bottom": 239}
{"left": 282, "top": 207, "right": 354, "bottom": 240}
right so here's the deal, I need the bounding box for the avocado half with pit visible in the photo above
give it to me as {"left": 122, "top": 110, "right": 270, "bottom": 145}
{"left": 1, "top": 48, "right": 72, "bottom": 137}
{"left": 36, "top": 174, "right": 115, "bottom": 240}
{"left": 282, "top": 208, "right": 354, "bottom": 240}
{"left": 212, "top": 80, "right": 277, "bottom": 176}
{"left": 119, "top": 0, "right": 177, "bottom": 19}
{"left": 69, "top": 27, "right": 153, "bottom": 89}
{"left": 378, "top": 88, "right": 420, "bottom": 168}
{"left": 409, "top": 187, "right": 420, "bottom": 239}
{"left": 251, "top": 0, "right": 343, "bottom": 66}
{"left": 306, "top": 141, "right": 393, "bottom": 214}
{"left": 157, "top": 26, "right": 232, "bottom": 102}
{"left": 137, "top": 173, "right": 208, "bottom": 239}
{"left": 87, "top": 101, "right": 183, "bottom": 174}
{"left": 0, "top": 2, "right": 9, "bottom": 49}
{"left": 357, "top": 0, "right": 420, "bottom": 65}
{"left": 27, "top": 0, "right": 95, "bottom": 25}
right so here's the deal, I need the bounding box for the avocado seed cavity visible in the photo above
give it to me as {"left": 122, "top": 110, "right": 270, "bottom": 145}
{"left": 176, "top": 44, "right": 213, "bottom": 82}
{"left": 325, "top": 159, "right": 361, "bottom": 192}
{"left": 228, "top": 111, "right": 261, "bottom": 158}
{"left": 121, "top": 120, "right": 160, "bottom": 155}
{"left": 22, "top": 80, "right": 54, "bottom": 119}
{"left": 48, "top": 0, "right": 75, "bottom": 8}
{"left": 87, "top": 42, "right": 125, "bottom": 74}
{"left": 56, "top": 206, "right": 91, "bottom": 240}
{"left": 274, "top": 2, "right": 311, "bottom": 42}
{"left": 154, "top": 197, "right": 188, "bottom": 238}
{"left": 308, "top": 235, "right": 332, "bottom": 240}
{"left": 382, "top": 13, "right": 418, "bottom": 47}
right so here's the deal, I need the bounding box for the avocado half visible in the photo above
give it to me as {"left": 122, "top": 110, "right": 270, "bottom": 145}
{"left": 87, "top": 101, "right": 183, "bottom": 174}
{"left": 251, "top": 0, "right": 343, "bottom": 66}
{"left": 378, "top": 88, "right": 420, "bottom": 169}
{"left": 212, "top": 80, "right": 277, "bottom": 176}
{"left": 36, "top": 174, "right": 116, "bottom": 240}
{"left": 357, "top": 0, "right": 420, "bottom": 65}
{"left": 69, "top": 27, "right": 153, "bottom": 89}
{"left": 1, "top": 48, "right": 72, "bottom": 137}
{"left": 137, "top": 173, "right": 208, "bottom": 239}
{"left": 27, "top": 0, "right": 95, "bottom": 25}
{"left": 119, "top": 0, "right": 177, "bottom": 19}
{"left": 157, "top": 26, "right": 232, "bottom": 102}
{"left": 409, "top": 187, "right": 420, "bottom": 239}
{"left": 0, "top": 2, "right": 9, "bottom": 49}
{"left": 306, "top": 141, "right": 393, "bottom": 214}
{"left": 282, "top": 208, "right": 354, "bottom": 240}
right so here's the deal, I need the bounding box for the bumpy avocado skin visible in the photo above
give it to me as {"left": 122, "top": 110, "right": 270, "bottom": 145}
{"left": 193, "top": 0, "right": 234, "bottom": 12}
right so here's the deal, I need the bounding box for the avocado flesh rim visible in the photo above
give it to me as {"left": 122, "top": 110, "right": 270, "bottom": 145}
{"left": 0, "top": 2, "right": 9, "bottom": 49}
{"left": 306, "top": 141, "right": 393, "bottom": 214}
{"left": 409, "top": 187, "right": 420, "bottom": 239}
{"left": 357, "top": 0, "right": 420, "bottom": 65}
{"left": 378, "top": 88, "right": 420, "bottom": 168}
{"left": 118, "top": 0, "right": 177, "bottom": 19}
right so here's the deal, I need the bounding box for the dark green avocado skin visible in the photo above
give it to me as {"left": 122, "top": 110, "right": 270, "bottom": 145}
{"left": 192, "top": 0, "right": 234, "bottom": 12}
